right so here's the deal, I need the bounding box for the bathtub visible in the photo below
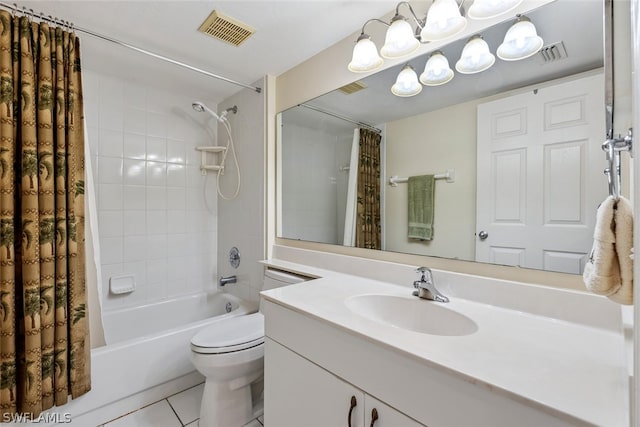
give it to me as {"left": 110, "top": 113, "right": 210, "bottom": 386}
{"left": 59, "top": 291, "right": 256, "bottom": 424}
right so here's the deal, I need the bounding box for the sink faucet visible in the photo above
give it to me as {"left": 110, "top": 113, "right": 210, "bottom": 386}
{"left": 413, "top": 267, "right": 449, "bottom": 303}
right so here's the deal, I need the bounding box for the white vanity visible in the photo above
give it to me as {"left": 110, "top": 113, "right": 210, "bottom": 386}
{"left": 261, "top": 255, "right": 629, "bottom": 427}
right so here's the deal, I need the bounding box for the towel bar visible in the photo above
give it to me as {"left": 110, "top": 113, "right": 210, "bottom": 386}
{"left": 389, "top": 169, "right": 455, "bottom": 187}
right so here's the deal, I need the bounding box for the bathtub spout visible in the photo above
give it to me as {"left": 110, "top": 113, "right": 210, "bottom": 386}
{"left": 219, "top": 275, "right": 237, "bottom": 287}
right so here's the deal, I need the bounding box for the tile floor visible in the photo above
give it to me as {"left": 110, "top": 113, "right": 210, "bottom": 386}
{"left": 101, "top": 383, "right": 264, "bottom": 427}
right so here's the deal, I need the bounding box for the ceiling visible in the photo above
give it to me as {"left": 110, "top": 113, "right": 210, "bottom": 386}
{"left": 12, "top": 0, "right": 400, "bottom": 102}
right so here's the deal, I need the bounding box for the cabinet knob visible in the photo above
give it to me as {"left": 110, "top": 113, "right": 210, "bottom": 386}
{"left": 370, "top": 408, "right": 379, "bottom": 427}
{"left": 348, "top": 395, "right": 357, "bottom": 427}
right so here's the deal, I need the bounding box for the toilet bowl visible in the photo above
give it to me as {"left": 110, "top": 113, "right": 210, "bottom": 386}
{"left": 190, "top": 269, "right": 308, "bottom": 427}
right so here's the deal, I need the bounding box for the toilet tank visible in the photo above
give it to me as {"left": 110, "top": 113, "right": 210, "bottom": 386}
{"left": 262, "top": 268, "right": 310, "bottom": 291}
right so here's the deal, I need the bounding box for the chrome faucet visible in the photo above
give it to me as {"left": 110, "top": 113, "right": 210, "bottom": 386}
{"left": 219, "top": 275, "right": 237, "bottom": 287}
{"left": 412, "top": 267, "right": 449, "bottom": 303}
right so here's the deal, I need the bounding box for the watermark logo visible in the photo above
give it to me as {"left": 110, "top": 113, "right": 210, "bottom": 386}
{"left": 2, "top": 412, "right": 72, "bottom": 423}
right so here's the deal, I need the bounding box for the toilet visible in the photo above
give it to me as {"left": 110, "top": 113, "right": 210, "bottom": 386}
{"left": 190, "top": 268, "right": 307, "bottom": 427}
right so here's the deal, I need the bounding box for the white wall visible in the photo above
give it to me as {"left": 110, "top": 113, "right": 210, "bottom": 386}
{"left": 216, "top": 79, "right": 266, "bottom": 305}
{"left": 385, "top": 100, "right": 477, "bottom": 260}
{"left": 281, "top": 123, "right": 352, "bottom": 245}
{"left": 84, "top": 69, "right": 218, "bottom": 313}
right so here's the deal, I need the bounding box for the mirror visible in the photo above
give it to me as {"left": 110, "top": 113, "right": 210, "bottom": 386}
{"left": 278, "top": 0, "right": 607, "bottom": 275}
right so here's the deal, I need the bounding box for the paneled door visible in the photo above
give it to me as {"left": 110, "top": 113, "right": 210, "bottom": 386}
{"left": 476, "top": 73, "right": 607, "bottom": 274}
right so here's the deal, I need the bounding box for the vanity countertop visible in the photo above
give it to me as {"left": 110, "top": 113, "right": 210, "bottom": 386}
{"left": 260, "top": 259, "right": 628, "bottom": 427}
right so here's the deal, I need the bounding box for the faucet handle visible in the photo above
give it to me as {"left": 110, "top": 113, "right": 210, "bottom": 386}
{"left": 416, "top": 266, "right": 432, "bottom": 281}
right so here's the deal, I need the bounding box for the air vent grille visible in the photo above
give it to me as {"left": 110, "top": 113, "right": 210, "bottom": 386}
{"left": 198, "top": 10, "right": 255, "bottom": 47}
{"left": 537, "top": 41, "right": 568, "bottom": 64}
{"left": 338, "top": 81, "right": 367, "bottom": 95}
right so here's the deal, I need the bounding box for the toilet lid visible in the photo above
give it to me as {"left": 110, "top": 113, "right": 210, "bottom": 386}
{"left": 191, "top": 313, "right": 264, "bottom": 354}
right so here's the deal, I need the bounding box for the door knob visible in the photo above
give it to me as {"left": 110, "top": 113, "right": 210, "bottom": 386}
{"left": 478, "top": 230, "right": 489, "bottom": 241}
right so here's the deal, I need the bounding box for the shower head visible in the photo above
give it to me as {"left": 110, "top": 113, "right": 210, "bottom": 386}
{"left": 192, "top": 101, "right": 223, "bottom": 122}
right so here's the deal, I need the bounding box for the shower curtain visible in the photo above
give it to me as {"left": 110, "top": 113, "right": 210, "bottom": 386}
{"left": 343, "top": 128, "right": 359, "bottom": 246}
{"left": 0, "top": 12, "right": 91, "bottom": 417}
{"left": 355, "top": 129, "right": 382, "bottom": 250}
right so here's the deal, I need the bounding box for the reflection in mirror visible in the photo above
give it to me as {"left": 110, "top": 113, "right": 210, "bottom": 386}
{"left": 279, "top": 0, "right": 607, "bottom": 275}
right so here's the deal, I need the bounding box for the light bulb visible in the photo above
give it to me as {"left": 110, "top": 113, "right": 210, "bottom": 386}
{"left": 391, "top": 65, "right": 422, "bottom": 97}
{"left": 348, "top": 34, "right": 384, "bottom": 72}
{"left": 497, "top": 16, "right": 543, "bottom": 61}
{"left": 420, "top": 51, "right": 454, "bottom": 86}
{"left": 468, "top": 0, "right": 524, "bottom": 19}
{"left": 420, "top": 0, "right": 467, "bottom": 42}
{"left": 381, "top": 15, "right": 420, "bottom": 59}
{"left": 455, "top": 35, "right": 495, "bottom": 74}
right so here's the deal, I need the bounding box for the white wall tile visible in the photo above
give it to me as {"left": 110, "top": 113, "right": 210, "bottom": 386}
{"left": 99, "top": 129, "right": 124, "bottom": 158}
{"left": 99, "top": 157, "right": 123, "bottom": 184}
{"left": 123, "top": 210, "right": 146, "bottom": 236}
{"left": 123, "top": 236, "right": 147, "bottom": 262}
{"left": 88, "top": 71, "right": 219, "bottom": 311}
{"left": 123, "top": 185, "right": 146, "bottom": 210}
{"left": 123, "top": 133, "right": 146, "bottom": 160}
{"left": 147, "top": 137, "right": 167, "bottom": 161}
{"left": 167, "top": 164, "right": 186, "bottom": 187}
{"left": 146, "top": 187, "right": 167, "bottom": 210}
{"left": 124, "top": 159, "right": 146, "bottom": 186}
{"left": 167, "top": 140, "right": 186, "bottom": 164}
{"left": 98, "top": 211, "right": 123, "bottom": 238}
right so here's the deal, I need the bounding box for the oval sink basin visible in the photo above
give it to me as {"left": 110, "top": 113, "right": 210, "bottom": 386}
{"left": 345, "top": 294, "right": 477, "bottom": 336}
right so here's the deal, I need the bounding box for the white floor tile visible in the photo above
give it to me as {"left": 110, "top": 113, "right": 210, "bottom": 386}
{"left": 243, "top": 420, "right": 262, "bottom": 427}
{"left": 105, "top": 400, "right": 182, "bottom": 427}
{"left": 167, "top": 383, "right": 204, "bottom": 425}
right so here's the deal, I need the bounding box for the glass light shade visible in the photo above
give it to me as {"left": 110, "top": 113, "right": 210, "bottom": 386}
{"left": 455, "top": 35, "right": 495, "bottom": 74}
{"left": 468, "top": 0, "right": 524, "bottom": 20}
{"left": 348, "top": 35, "right": 384, "bottom": 72}
{"left": 380, "top": 16, "right": 420, "bottom": 59}
{"left": 497, "top": 18, "right": 544, "bottom": 61}
{"left": 420, "top": 0, "right": 467, "bottom": 42}
{"left": 420, "top": 51, "right": 454, "bottom": 86}
{"left": 391, "top": 65, "right": 422, "bottom": 97}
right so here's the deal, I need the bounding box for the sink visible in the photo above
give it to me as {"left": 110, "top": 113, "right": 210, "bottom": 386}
{"left": 345, "top": 294, "right": 477, "bottom": 336}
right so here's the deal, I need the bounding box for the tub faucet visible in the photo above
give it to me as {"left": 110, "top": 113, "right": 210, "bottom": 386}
{"left": 413, "top": 267, "right": 449, "bottom": 303}
{"left": 219, "top": 275, "right": 237, "bottom": 287}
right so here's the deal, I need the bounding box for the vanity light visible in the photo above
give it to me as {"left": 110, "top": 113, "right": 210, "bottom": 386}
{"left": 348, "top": 33, "right": 384, "bottom": 72}
{"left": 455, "top": 35, "right": 495, "bottom": 74}
{"left": 391, "top": 65, "right": 422, "bottom": 97}
{"left": 496, "top": 15, "right": 543, "bottom": 61}
{"left": 381, "top": 14, "right": 421, "bottom": 58}
{"left": 419, "top": 51, "right": 454, "bottom": 86}
{"left": 467, "top": 0, "right": 524, "bottom": 19}
{"left": 420, "top": 0, "right": 467, "bottom": 42}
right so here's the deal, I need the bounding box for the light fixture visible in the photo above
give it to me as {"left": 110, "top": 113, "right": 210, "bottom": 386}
{"left": 348, "top": 33, "right": 384, "bottom": 73}
{"left": 497, "top": 15, "right": 543, "bottom": 61}
{"left": 455, "top": 35, "right": 495, "bottom": 74}
{"left": 468, "top": 0, "right": 524, "bottom": 20}
{"left": 420, "top": 0, "right": 467, "bottom": 42}
{"left": 381, "top": 14, "right": 420, "bottom": 58}
{"left": 391, "top": 65, "right": 422, "bottom": 97}
{"left": 420, "top": 51, "right": 454, "bottom": 86}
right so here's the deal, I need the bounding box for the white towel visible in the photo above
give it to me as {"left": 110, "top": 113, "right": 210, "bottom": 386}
{"left": 583, "top": 196, "right": 634, "bottom": 305}
{"left": 609, "top": 196, "right": 633, "bottom": 305}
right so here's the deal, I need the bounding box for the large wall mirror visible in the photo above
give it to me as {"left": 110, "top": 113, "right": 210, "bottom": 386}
{"left": 277, "top": 0, "right": 608, "bottom": 275}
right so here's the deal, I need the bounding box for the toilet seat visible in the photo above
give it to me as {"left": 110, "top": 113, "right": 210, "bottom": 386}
{"left": 191, "top": 313, "right": 264, "bottom": 355}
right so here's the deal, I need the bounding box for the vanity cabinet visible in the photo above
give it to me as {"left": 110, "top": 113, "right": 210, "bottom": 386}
{"left": 265, "top": 338, "right": 422, "bottom": 427}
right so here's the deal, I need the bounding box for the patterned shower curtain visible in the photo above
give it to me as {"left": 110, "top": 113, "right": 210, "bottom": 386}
{"left": 355, "top": 128, "right": 382, "bottom": 250}
{"left": 0, "top": 11, "right": 90, "bottom": 417}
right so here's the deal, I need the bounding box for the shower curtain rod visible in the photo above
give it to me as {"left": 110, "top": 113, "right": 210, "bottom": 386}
{"left": 0, "top": 2, "right": 262, "bottom": 94}
{"left": 298, "top": 103, "right": 382, "bottom": 134}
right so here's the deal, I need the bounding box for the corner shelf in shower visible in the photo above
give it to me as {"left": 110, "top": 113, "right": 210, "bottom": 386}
{"left": 196, "top": 146, "right": 227, "bottom": 175}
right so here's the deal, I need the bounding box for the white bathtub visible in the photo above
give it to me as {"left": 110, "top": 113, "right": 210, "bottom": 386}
{"left": 59, "top": 291, "right": 256, "bottom": 424}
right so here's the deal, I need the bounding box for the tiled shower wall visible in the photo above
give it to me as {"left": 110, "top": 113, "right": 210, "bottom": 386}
{"left": 83, "top": 69, "right": 218, "bottom": 312}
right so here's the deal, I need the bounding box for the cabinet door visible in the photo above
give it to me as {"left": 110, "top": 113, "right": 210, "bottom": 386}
{"left": 365, "top": 395, "right": 423, "bottom": 427}
{"left": 264, "top": 338, "right": 365, "bottom": 427}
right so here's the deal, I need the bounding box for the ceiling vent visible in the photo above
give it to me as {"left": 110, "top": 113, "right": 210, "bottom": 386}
{"left": 338, "top": 81, "right": 367, "bottom": 95}
{"left": 198, "top": 10, "right": 255, "bottom": 47}
{"left": 537, "top": 41, "right": 568, "bottom": 64}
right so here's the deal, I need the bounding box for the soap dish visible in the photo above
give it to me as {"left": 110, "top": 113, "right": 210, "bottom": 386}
{"left": 110, "top": 274, "right": 136, "bottom": 295}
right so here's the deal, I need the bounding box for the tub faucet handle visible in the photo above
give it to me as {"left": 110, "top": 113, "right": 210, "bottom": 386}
{"left": 219, "top": 275, "right": 237, "bottom": 287}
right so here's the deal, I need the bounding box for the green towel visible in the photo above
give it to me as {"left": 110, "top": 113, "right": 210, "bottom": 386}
{"left": 408, "top": 175, "right": 435, "bottom": 240}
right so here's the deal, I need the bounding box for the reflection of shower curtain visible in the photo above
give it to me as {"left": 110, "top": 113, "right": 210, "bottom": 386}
{"left": 356, "top": 129, "right": 382, "bottom": 249}
{"left": 343, "top": 129, "right": 359, "bottom": 246}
